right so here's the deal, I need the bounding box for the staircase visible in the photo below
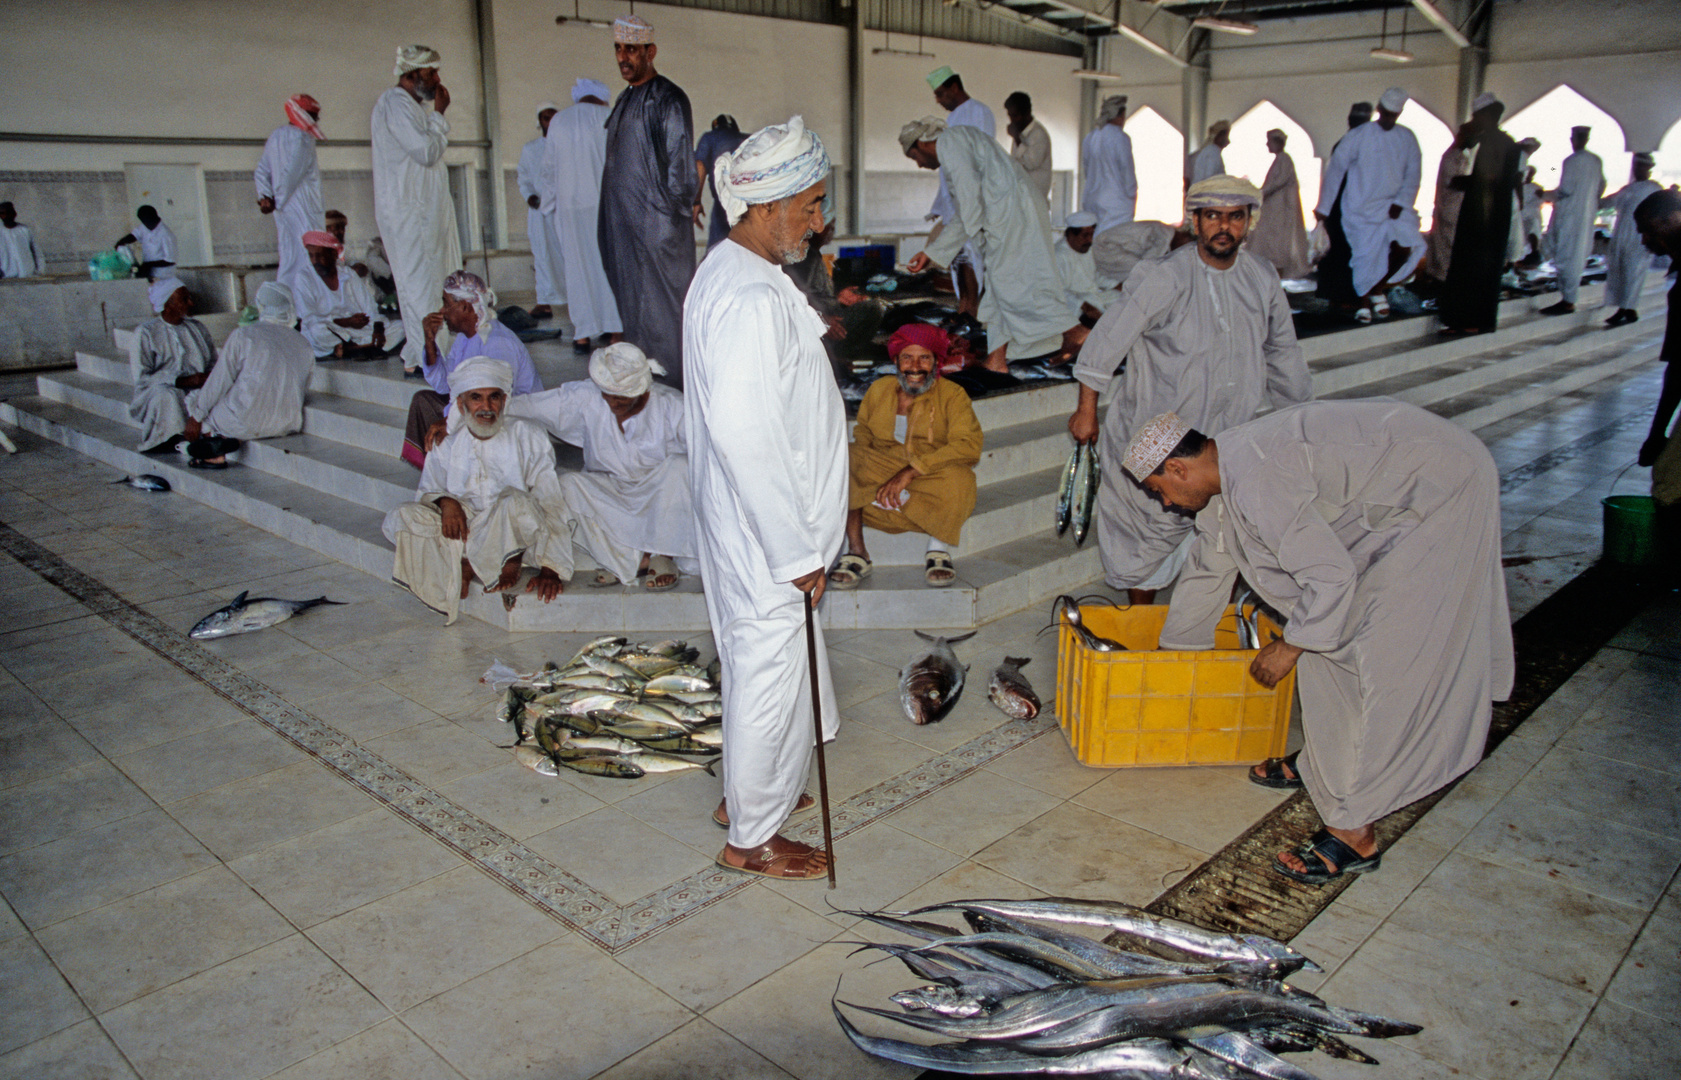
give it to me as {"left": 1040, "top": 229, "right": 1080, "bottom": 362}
{"left": 0, "top": 278, "right": 1665, "bottom": 631}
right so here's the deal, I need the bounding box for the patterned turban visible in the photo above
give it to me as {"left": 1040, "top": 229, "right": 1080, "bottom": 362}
{"left": 899, "top": 116, "right": 947, "bottom": 154}
{"left": 301, "top": 229, "right": 341, "bottom": 253}
{"left": 887, "top": 323, "right": 948, "bottom": 371}
{"left": 1098, "top": 95, "right": 1128, "bottom": 124}
{"left": 714, "top": 116, "right": 830, "bottom": 227}
{"left": 285, "top": 94, "right": 323, "bottom": 139}
{"left": 1123, "top": 412, "right": 1192, "bottom": 481}
{"left": 394, "top": 45, "right": 441, "bottom": 77}
{"left": 613, "top": 14, "right": 653, "bottom": 43}
{"left": 1185, "top": 174, "right": 1263, "bottom": 213}
{"left": 443, "top": 269, "right": 497, "bottom": 336}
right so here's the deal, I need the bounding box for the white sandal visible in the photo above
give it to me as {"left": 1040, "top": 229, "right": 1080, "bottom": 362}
{"left": 925, "top": 552, "right": 956, "bottom": 588}
{"left": 828, "top": 553, "right": 872, "bottom": 590}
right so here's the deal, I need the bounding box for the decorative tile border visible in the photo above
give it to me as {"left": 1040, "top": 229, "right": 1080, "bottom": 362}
{"left": 0, "top": 520, "right": 1053, "bottom": 953}
{"left": 1497, "top": 411, "right": 1649, "bottom": 494}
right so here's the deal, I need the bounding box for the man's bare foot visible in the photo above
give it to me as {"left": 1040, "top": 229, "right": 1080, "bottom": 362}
{"left": 1276, "top": 823, "right": 1377, "bottom": 876}
{"left": 525, "top": 567, "right": 564, "bottom": 602}
{"left": 487, "top": 555, "right": 523, "bottom": 594}
{"left": 459, "top": 558, "right": 476, "bottom": 599}
{"left": 981, "top": 344, "right": 1010, "bottom": 374}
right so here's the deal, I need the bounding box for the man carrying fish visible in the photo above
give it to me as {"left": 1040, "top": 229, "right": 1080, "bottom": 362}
{"left": 1068, "top": 175, "right": 1312, "bottom": 604}
{"left": 683, "top": 117, "right": 844, "bottom": 880}
{"left": 381, "top": 356, "right": 572, "bottom": 624}
{"left": 1128, "top": 406, "right": 1513, "bottom": 883}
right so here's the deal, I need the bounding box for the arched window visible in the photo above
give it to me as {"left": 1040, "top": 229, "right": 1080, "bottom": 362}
{"left": 1653, "top": 119, "right": 1681, "bottom": 190}
{"left": 1225, "top": 102, "right": 1321, "bottom": 233}
{"left": 1505, "top": 86, "right": 1632, "bottom": 211}
{"left": 1124, "top": 107, "right": 1187, "bottom": 225}
{"left": 1393, "top": 101, "right": 1455, "bottom": 233}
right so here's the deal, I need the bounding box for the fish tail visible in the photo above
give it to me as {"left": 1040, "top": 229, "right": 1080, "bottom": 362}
{"left": 1003, "top": 656, "right": 1031, "bottom": 667}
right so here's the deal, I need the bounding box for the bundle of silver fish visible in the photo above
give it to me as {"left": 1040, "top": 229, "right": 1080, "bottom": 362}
{"left": 1056, "top": 443, "right": 1100, "bottom": 547}
{"left": 481, "top": 636, "right": 723, "bottom": 780}
{"left": 834, "top": 897, "right": 1420, "bottom": 1079}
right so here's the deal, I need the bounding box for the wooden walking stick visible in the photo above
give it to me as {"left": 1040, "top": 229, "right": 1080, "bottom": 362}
{"left": 804, "top": 589, "right": 837, "bottom": 888}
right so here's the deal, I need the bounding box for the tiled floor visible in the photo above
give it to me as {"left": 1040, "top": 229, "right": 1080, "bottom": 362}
{"left": 0, "top": 356, "right": 1677, "bottom": 1079}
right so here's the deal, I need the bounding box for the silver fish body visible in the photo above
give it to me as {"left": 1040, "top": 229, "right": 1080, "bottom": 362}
{"left": 113, "top": 474, "right": 170, "bottom": 492}
{"left": 642, "top": 674, "right": 714, "bottom": 695}
{"left": 898, "top": 630, "right": 975, "bottom": 725}
{"left": 188, "top": 591, "right": 344, "bottom": 639}
{"left": 1055, "top": 445, "right": 1080, "bottom": 536}
{"left": 1072, "top": 443, "right": 1100, "bottom": 547}
{"left": 987, "top": 656, "right": 1042, "bottom": 719}
{"left": 891, "top": 984, "right": 987, "bottom": 1018}
{"left": 582, "top": 653, "right": 646, "bottom": 683}
{"left": 512, "top": 746, "right": 559, "bottom": 776}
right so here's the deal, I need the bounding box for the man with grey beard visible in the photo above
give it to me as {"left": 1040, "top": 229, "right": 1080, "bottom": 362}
{"left": 382, "top": 357, "right": 572, "bottom": 624}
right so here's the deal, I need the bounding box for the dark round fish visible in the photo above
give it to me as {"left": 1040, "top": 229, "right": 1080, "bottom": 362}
{"left": 113, "top": 474, "right": 170, "bottom": 492}
{"left": 987, "top": 656, "right": 1042, "bottom": 719}
{"left": 898, "top": 631, "right": 976, "bottom": 725}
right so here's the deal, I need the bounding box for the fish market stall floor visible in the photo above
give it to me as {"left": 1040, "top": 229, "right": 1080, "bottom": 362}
{"left": 0, "top": 360, "right": 1677, "bottom": 1079}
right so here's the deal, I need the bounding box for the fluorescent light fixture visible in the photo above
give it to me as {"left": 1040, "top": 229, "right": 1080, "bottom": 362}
{"left": 1193, "top": 16, "right": 1259, "bottom": 35}
{"left": 1072, "top": 68, "right": 1128, "bottom": 82}
{"left": 554, "top": 15, "right": 612, "bottom": 29}
{"left": 873, "top": 47, "right": 937, "bottom": 58}
{"left": 1117, "top": 24, "right": 1189, "bottom": 68}
{"left": 1410, "top": 0, "right": 1472, "bottom": 48}
{"left": 1370, "top": 46, "right": 1415, "bottom": 62}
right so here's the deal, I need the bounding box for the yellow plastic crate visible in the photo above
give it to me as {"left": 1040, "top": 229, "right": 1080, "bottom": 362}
{"left": 1056, "top": 604, "right": 1293, "bottom": 768}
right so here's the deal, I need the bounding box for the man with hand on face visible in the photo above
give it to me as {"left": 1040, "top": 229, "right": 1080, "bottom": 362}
{"left": 383, "top": 357, "right": 571, "bottom": 624}
{"left": 1004, "top": 92, "right": 1052, "bottom": 202}
{"left": 1068, "top": 175, "right": 1311, "bottom": 606}
{"left": 372, "top": 45, "right": 460, "bottom": 377}
{"left": 684, "top": 117, "right": 843, "bottom": 881}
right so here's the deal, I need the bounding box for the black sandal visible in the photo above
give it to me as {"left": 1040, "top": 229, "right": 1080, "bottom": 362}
{"left": 1249, "top": 750, "right": 1304, "bottom": 789}
{"left": 1273, "top": 828, "right": 1382, "bottom": 885}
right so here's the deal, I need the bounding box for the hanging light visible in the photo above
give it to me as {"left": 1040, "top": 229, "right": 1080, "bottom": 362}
{"left": 555, "top": 1, "right": 612, "bottom": 30}
{"left": 1194, "top": 16, "right": 1259, "bottom": 35}
{"left": 1370, "top": 7, "right": 1415, "bottom": 63}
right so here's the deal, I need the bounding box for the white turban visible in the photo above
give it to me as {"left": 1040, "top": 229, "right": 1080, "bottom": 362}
{"left": 713, "top": 116, "right": 831, "bottom": 228}
{"left": 148, "top": 277, "right": 187, "bottom": 313}
{"left": 255, "top": 281, "right": 295, "bottom": 325}
{"left": 537, "top": 101, "right": 560, "bottom": 116}
{"left": 1065, "top": 211, "right": 1098, "bottom": 228}
{"left": 1185, "top": 174, "right": 1263, "bottom": 213}
{"left": 1378, "top": 87, "right": 1409, "bottom": 113}
{"left": 447, "top": 357, "right": 514, "bottom": 433}
{"left": 899, "top": 115, "right": 947, "bottom": 154}
{"left": 613, "top": 14, "right": 653, "bottom": 43}
{"left": 573, "top": 78, "right": 610, "bottom": 103}
{"left": 395, "top": 45, "right": 441, "bottom": 77}
{"left": 443, "top": 269, "right": 497, "bottom": 336}
{"left": 1098, "top": 95, "right": 1128, "bottom": 124}
{"left": 589, "top": 342, "right": 667, "bottom": 397}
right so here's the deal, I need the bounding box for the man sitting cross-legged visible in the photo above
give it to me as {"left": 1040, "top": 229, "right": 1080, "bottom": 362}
{"left": 131, "top": 278, "right": 215, "bottom": 454}
{"left": 293, "top": 230, "right": 395, "bottom": 360}
{"left": 829, "top": 323, "right": 982, "bottom": 590}
{"left": 508, "top": 342, "right": 699, "bottom": 591}
{"left": 181, "top": 281, "right": 313, "bottom": 469}
{"left": 382, "top": 357, "right": 571, "bottom": 624}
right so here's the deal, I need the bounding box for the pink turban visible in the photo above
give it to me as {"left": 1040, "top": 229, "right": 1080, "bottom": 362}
{"left": 886, "top": 323, "right": 949, "bottom": 373}
{"left": 301, "top": 230, "right": 341, "bottom": 252}
{"left": 285, "top": 94, "right": 323, "bottom": 140}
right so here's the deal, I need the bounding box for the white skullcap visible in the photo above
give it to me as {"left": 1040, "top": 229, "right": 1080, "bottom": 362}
{"left": 1185, "top": 174, "right": 1263, "bottom": 213}
{"left": 255, "top": 281, "right": 295, "bottom": 325}
{"left": 443, "top": 269, "right": 497, "bottom": 336}
{"left": 395, "top": 45, "right": 441, "bottom": 77}
{"left": 714, "top": 116, "right": 831, "bottom": 227}
{"left": 1099, "top": 95, "right": 1128, "bottom": 124}
{"left": 613, "top": 14, "right": 653, "bottom": 43}
{"left": 148, "top": 277, "right": 187, "bottom": 313}
{"left": 1123, "top": 412, "right": 1192, "bottom": 482}
{"left": 573, "top": 78, "right": 610, "bottom": 102}
{"left": 1472, "top": 91, "right": 1499, "bottom": 113}
{"left": 537, "top": 101, "right": 560, "bottom": 115}
{"left": 449, "top": 356, "right": 513, "bottom": 399}
{"left": 1378, "top": 87, "right": 1409, "bottom": 112}
{"left": 1065, "top": 211, "right": 1098, "bottom": 228}
{"left": 899, "top": 116, "right": 947, "bottom": 154}
{"left": 588, "top": 342, "right": 667, "bottom": 397}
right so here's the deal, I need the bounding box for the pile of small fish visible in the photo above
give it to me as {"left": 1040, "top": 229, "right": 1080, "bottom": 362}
{"left": 1056, "top": 443, "right": 1100, "bottom": 547}
{"left": 899, "top": 631, "right": 1043, "bottom": 724}
{"left": 483, "top": 636, "right": 724, "bottom": 780}
{"left": 834, "top": 897, "right": 1420, "bottom": 1079}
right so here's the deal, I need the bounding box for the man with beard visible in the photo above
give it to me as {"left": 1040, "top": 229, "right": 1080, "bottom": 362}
{"left": 684, "top": 117, "right": 843, "bottom": 880}
{"left": 293, "top": 231, "right": 389, "bottom": 359}
{"left": 598, "top": 14, "right": 696, "bottom": 387}
{"left": 372, "top": 45, "right": 460, "bottom": 377}
{"left": 1068, "top": 175, "right": 1312, "bottom": 605}
{"left": 830, "top": 324, "right": 982, "bottom": 590}
{"left": 383, "top": 357, "right": 571, "bottom": 624}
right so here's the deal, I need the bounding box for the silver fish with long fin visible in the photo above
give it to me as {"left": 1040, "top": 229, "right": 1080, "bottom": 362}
{"left": 188, "top": 591, "right": 344, "bottom": 639}
{"left": 112, "top": 474, "right": 170, "bottom": 492}
{"left": 987, "top": 657, "right": 1042, "bottom": 719}
{"left": 1055, "top": 445, "right": 1080, "bottom": 537}
{"left": 898, "top": 630, "right": 976, "bottom": 725}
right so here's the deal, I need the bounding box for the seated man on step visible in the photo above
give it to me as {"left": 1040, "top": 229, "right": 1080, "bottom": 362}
{"left": 830, "top": 324, "right": 981, "bottom": 590}
{"left": 181, "top": 282, "right": 313, "bottom": 469}
{"left": 508, "top": 342, "right": 699, "bottom": 591}
{"left": 293, "top": 231, "right": 397, "bottom": 360}
{"left": 382, "top": 357, "right": 571, "bottom": 624}
{"left": 130, "top": 277, "right": 216, "bottom": 454}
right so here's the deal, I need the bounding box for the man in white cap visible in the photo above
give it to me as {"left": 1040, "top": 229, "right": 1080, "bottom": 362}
{"left": 1185, "top": 120, "right": 1231, "bottom": 189}
{"left": 1540, "top": 125, "right": 1606, "bottom": 316}
{"left": 1129, "top": 401, "right": 1512, "bottom": 886}
{"left": 1068, "top": 175, "right": 1311, "bottom": 605}
{"left": 509, "top": 342, "right": 697, "bottom": 591}
{"left": 924, "top": 66, "right": 996, "bottom": 311}
{"left": 902, "top": 117, "right": 1080, "bottom": 371}
{"left": 131, "top": 278, "right": 215, "bottom": 454}
{"left": 685, "top": 116, "right": 843, "bottom": 881}
{"left": 517, "top": 103, "right": 566, "bottom": 321}
{"left": 1080, "top": 95, "right": 1138, "bottom": 284}
{"left": 382, "top": 356, "right": 571, "bottom": 624}
{"left": 372, "top": 45, "right": 461, "bottom": 377}
{"left": 1249, "top": 129, "right": 1312, "bottom": 280}
{"left": 548, "top": 77, "right": 623, "bottom": 355}
{"left": 254, "top": 94, "right": 324, "bottom": 288}
{"left": 1600, "top": 152, "right": 1662, "bottom": 326}
{"left": 599, "top": 14, "right": 696, "bottom": 387}
{"left": 1054, "top": 212, "right": 1119, "bottom": 326}
{"left": 1314, "top": 88, "right": 1424, "bottom": 321}
{"left": 181, "top": 281, "right": 313, "bottom": 469}
{"left": 1438, "top": 95, "right": 1522, "bottom": 336}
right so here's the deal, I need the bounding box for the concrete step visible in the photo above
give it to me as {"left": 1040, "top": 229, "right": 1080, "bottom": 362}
{"left": 863, "top": 464, "right": 1070, "bottom": 566}
{"left": 1435, "top": 336, "right": 1665, "bottom": 433}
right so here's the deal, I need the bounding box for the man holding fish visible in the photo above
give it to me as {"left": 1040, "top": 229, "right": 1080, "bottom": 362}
{"left": 1068, "top": 175, "right": 1312, "bottom": 605}
{"left": 683, "top": 117, "right": 844, "bottom": 881}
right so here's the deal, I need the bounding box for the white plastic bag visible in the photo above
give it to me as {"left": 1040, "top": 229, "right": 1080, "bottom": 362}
{"left": 1307, "top": 222, "right": 1331, "bottom": 265}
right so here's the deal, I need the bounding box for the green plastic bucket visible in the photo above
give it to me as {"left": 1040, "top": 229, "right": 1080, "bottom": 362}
{"left": 1602, "top": 494, "right": 1660, "bottom": 566}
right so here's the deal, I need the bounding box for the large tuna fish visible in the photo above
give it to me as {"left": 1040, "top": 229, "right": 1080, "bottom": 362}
{"left": 898, "top": 631, "right": 975, "bottom": 725}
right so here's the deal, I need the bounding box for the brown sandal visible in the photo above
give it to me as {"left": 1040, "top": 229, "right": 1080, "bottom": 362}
{"left": 713, "top": 792, "right": 816, "bottom": 828}
{"left": 715, "top": 834, "right": 830, "bottom": 880}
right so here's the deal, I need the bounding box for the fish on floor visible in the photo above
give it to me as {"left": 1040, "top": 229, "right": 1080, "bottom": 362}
{"left": 987, "top": 657, "right": 1041, "bottom": 719}
{"left": 188, "top": 591, "right": 345, "bottom": 639}
{"left": 112, "top": 474, "right": 170, "bottom": 492}
{"left": 899, "top": 630, "right": 976, "bottom": 725}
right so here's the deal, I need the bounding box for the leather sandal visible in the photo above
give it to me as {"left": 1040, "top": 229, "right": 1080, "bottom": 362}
{"left": 1272, "top": 828, "right": 1382, "bottom": 885}
{"left": 715, "top": 835, "right": 829, "bottom": 880}
{"left": 1249, "top": 750, "right": 1305, "bottom": 789}
{"left": 828, "top": 553, "right": 871, "bottom": 590}
{"left": 714, "top": 792, "right": 816, "bottom": 829}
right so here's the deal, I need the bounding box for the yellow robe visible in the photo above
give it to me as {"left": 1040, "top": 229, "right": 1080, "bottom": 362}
{"left": 849, "top": 377, "right": 982, "bottom": 545}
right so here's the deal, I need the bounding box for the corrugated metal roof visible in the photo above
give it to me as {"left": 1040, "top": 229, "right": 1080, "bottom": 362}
{"left": 638, "top": 0, "right": 1087, "bottom": 56}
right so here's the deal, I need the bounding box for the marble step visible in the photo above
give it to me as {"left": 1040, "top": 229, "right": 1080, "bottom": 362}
{"left": 1435, "top": 337, "right": 1665, "bottom": 433}
{"left": 862, "top": 464, "right": 1075, "bottom": 566}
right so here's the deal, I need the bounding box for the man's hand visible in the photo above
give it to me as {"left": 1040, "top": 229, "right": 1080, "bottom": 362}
{"left": 526, "top": 567, "right": 564, "bottom": 602}
{"left": 791, "top": 566, "right": 827, "bottom": 607}
{"left": 906, "top": 252, "right": 935, "bottom": 274}
{"left": 875, "top": 466, "right": 918, "bottom": 512}
{"left": 175, "top": 372, "right": 208, "bottom": 391}
{"left": 257, "top": 196, "right": 276, "bottom": 215}
{"left": 1068, "top": 384, "right": 1100, "bottom": 446}
{"left": 824, "top": 316, "right": 847, "bottom": 341}
{"left": 183, "top": 417, "right": 203, "bottom": 441}
{"left": 351, "top": 262, "right": 370, "bottom": 278}
{"left": 1640, "top": 433, "right": 1668, "bottom": 468}
{"left": 692, "top": 202, "right": 705, "bottom": 228}
{"left": 836, "top": 285, "right": 863, "bottom": 306}
{"left": 1249, "top": 639, "right": 1305, "bottom": 689}
{"left": 1388, "top": 203, "right": 1404, "bottom": 219}
{"left": 527, "top": 195, "right": 541, "bottom": 210}
{"left": 335, "top": 314, "right": 371, "bottom": 330}
{"left": 437, "top": 496, "right": 468, "bottom": 541}
{"left": 433, "top": 83, "right": 451, "bottom": 114}
{"left": 424, "top": 421, "right": 449, "bottom": 452}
